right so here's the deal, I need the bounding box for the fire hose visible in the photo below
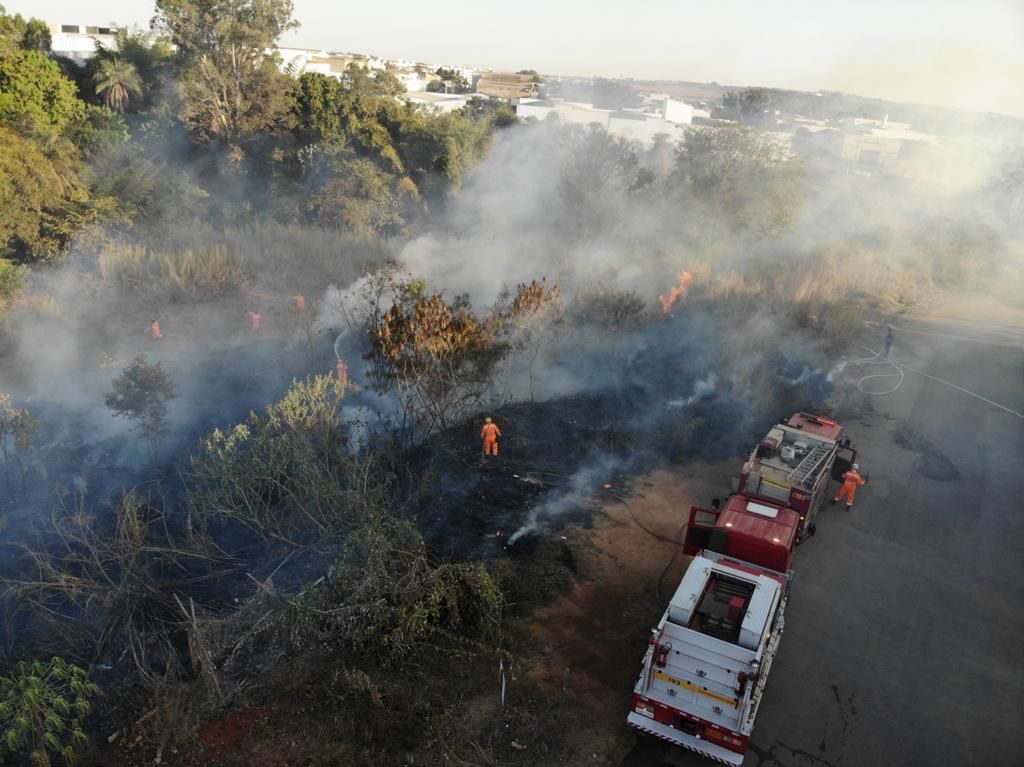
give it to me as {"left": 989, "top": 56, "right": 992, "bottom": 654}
{"left": 849, "top": 348, "right": 1023, "bottom": 419}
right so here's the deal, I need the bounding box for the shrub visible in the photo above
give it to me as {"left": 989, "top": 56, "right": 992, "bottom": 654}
{"left": 0, "top": 656, "right": 100, "bottom": 767}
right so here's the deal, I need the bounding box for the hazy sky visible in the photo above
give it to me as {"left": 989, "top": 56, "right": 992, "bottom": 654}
{"left": 12, "top": 0, "right": 1023, "bottom": 117}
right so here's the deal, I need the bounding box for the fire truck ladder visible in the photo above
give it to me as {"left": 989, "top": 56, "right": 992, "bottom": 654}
{"left": 787, "top": 444, "right": 831, "bottom": 486}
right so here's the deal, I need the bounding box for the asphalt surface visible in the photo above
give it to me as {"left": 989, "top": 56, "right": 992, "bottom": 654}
{"left": 627, "top": 308, "right": 1024, "bottom": 767}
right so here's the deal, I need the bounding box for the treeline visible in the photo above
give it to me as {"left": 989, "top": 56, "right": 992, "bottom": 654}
{"left": 0, "top": 0, "right": 515, "bottom": 293}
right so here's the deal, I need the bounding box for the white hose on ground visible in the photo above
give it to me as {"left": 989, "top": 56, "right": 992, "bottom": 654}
{"left": 850, "top": 349, "right": 905, "bottom": 396}
{"left": 849, "top": 347, "right": 1024, "bottom": 419}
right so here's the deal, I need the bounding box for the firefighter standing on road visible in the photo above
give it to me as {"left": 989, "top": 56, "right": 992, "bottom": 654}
{"left": 883, "top": 326, "right": 895, "bottom": 358}
{"left": 336, "top": 357, "right": 348, "bottom": 386}
{"left": 832, "top": 463, "right": 866, "bottom": 511}
{"left": 151, "top": 319, "right": 163, "bottom": 340}
{"left": 293, "top": 294, "right": 306, "bottom": 314}
{"left": 481, "top": 416, "right": 501, "bottom": 458}
{"left": 248, "top": 310, "right": 263, "bottom": 331}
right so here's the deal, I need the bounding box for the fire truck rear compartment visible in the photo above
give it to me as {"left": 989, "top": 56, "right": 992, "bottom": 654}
{"left": 689, "top": 573, "right": 755, "bottom": 645}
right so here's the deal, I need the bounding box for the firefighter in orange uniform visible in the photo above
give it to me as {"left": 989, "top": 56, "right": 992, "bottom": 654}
{"left": 293, "top": 294, "right": 306, "bottom": 314}
{"left": 151, "top": 319, "right": 163, "bottom": 340}
{"left": 832, "top": 463, "right": 866, "bottom": 511}
{"left": 249, "top": 311, "right": 263, "bottom": 331}
{"left": 336, "top": 358, "right": 348, "bottom": 385}
{"left": 481, "top": 417, "right": 501, "bottom": 458}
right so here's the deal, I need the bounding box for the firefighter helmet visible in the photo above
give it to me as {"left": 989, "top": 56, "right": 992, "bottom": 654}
{"left": 485, "top": 417, "right": 492, "bottom": 423}
{"left": 852, "top": 463, "right": 859, "bottom": 470}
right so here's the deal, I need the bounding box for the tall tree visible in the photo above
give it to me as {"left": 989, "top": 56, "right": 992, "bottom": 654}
{"left": 153, "top": 0, "right": 298, "bottom": 142}
{"left": 93, "top": 56, "right": 144, "bottom": 112}
{"left": 0, "top": 46, "right": 83, "bottom": 138}
{"left": 91, "top": 29, "right": 174, "bottom": 111}
{"left": 105, "top": 354, "right": 177, "bottom": 459}
{"left": 0, "top": 127, "right": 86, "bottom": 260}
{"left": 671, "top": 126, "right": 807, "bottom": 239}
{"left": 0, "top": 4, "right": 50, "bottom": 53}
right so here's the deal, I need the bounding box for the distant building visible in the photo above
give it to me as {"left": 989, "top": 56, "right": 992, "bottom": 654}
{"left": 405, "top": 91, "right": 472, "bottom": 113}
{"left": 48, "top": 22, "right": 121, "bottom": 62}
{"left": 609, "top": 111, "right": 686, "bottom": 144}
{"left": 476, "top": 72, "right": 538, "bottom": 101}
{"left": 277, "top": 47, "right": 333, "bottom": 74}
{"left": 792, "top": 118, "right": 937, "bottom": 180}
{"left": 277, "top": 49, "right": 391, "bottom": 79}
{"left": 436, "top": 65, "right": 477, "bottom": 83}
{"left": 396, "top": 71, "right": 431, "bottom": 92}
{"left": 661, "top": 97, "right": 694, "bottom": 125}
{"left": 516, "top": 98, "right": 685, "bottom": 145}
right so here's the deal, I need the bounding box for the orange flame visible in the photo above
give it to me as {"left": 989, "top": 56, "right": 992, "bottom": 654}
{"left": 658, "top": 271, "right": 693, "bottom": 314}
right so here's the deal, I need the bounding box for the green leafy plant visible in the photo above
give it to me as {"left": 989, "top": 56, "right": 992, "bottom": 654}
{"left": 0, "top": 656, "right": 100, "bottom": 767}
{"left": 105, "top": 354, "right": 177, "bottom": 459}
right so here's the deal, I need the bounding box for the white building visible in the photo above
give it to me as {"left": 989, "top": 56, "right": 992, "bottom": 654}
{"left": 609, "top": 112, "right": 686, "bottom": 144}
{"left": 396, "top": 71, "right": 431, "bottom": 92}
{"left": 277, "top": 46, "right": 332, "bottom": 75}
{"left": 661, "top": 97, "right": 694, "bottom": 125}
{"left": 516, "top": 99, "right": 686, "bottom": 145}
{"left": 405, "top": 92, "right": 472, "bottom": 113}
{"left": 48, "top": 22, "right": 121, "bottom": 63}
{"left": 518, "top": 99, "right": 609, "bottom": 127}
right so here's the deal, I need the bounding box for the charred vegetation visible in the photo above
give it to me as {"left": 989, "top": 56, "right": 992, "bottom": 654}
{"left": 0, "top": 2, "right": 1021, "bottom": 763}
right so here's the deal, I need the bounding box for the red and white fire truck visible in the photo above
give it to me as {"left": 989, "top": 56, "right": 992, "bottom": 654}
{"left": 627, "top": 413, "right": 856, "bottom": 765}
{"left": 739, "top": 413, "right": 857, "bottom": 541}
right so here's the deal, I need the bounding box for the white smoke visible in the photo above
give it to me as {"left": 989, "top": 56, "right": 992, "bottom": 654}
{"left": 667, "top": 372, "right": 719, "bottom": 409}
{"left": 508, "top": 455, "right": 621, "bottom": 543}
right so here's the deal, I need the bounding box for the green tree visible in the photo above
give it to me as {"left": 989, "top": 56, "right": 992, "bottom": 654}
{"left": 0, "top": 258, "right": 28, "bottom": 303}
{"left": 0, "top": 5, "right": 51, "bottom": 53}
{"left": 671, "top": 125, "right": 807, "bottom": 239}
{"left": 0, "top": 47, "right": 84, "bottom": 138}
{"left": 105, "top": 354, "right": 177, "bottom": 459}
{"left": 431, "top": 67, "right": 471, "bottom": 94}
{"left": 308, "top": 156, "right": 412, "bottom": 236}
{"left": 153, "top": 0, "right": 298, "bottom": 142}
{"left": 558, "top": 124, "right": 639, "bottom": 238}
{"left": 92, "top": 56, "right": 144, "bottom": 112}
{"left": 293, "top": 70, "right": 345, "bottom": 140}
{"left": 0, "top": 127, "right": 87, "bottom": 260}
{"left": 96, "top": 29, "right": 173, "bottom": 89}
{"left": 0, "top": 656, "right": 99, "bottom": 767}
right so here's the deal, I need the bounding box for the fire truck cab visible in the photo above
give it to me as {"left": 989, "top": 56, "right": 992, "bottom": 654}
{"left": 738, "top": 413, "right": 856, "bottom": 540}
{"left": 627, "top": 496, "right": 798, "bottom": 765}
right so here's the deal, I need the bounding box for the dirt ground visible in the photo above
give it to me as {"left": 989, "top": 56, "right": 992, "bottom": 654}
{"left": 525, "top": 462, "right": 735, "bottom": 757}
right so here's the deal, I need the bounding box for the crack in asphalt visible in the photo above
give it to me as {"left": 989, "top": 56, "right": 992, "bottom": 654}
{"left": 753, "top": 683, "right": 857, "bottom": 767}
{"left": 748, "top": 740, "right": 839, "bottom": 767}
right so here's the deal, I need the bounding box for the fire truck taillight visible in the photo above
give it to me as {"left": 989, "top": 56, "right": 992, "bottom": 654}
{"left": 634, "top": 700, "right": 655, "bottom": 719}
{"left": 703, "top": 727, "right": 749, "bottom": 753}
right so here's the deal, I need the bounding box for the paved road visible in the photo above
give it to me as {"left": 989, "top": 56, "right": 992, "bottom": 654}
{"left": 627, "top": 310, "right": 1024, "bottom": 767}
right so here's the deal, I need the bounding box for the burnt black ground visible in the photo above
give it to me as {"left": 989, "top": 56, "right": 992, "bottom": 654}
{"left": 631, "top": 309, "right": 1024, "bottom": 766}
